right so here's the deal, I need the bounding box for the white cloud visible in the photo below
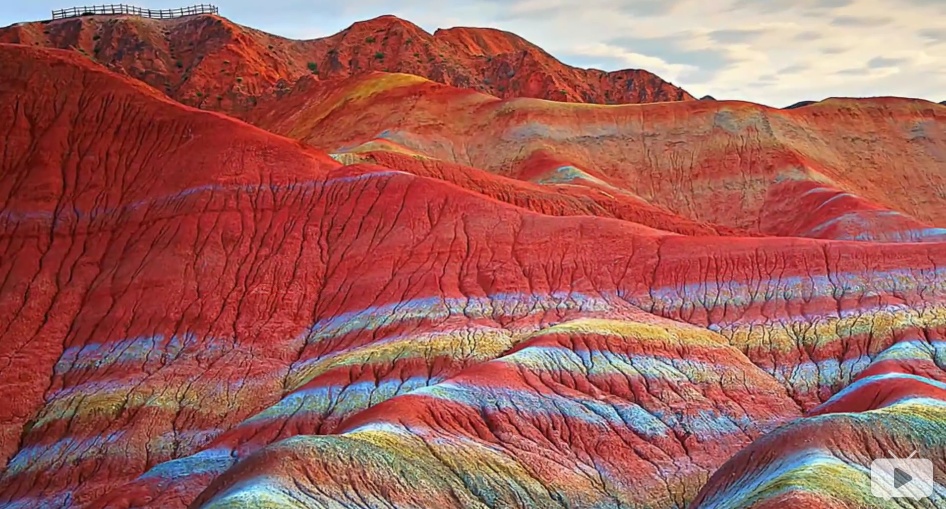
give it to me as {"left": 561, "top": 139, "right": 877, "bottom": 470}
{"left": 565, "top": 43, "right": 698, "bottom": 83}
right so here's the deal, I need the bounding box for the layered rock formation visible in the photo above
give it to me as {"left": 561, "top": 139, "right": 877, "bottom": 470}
{"left": 0, "top": 14, "right": 945, "bottom": 509}
{"left": 245, "top": 72, "right": 946, "bottom": 243}
{"left": 0, "top": 14, "right": 693, "bottom": 114}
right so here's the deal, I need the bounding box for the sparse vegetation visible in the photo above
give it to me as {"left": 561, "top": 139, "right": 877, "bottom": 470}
{"left": 374, "top": 52, "right": 384, "bottom": 60}
{"left": 307, "top": 62, "right": 318, "bottom": 73}
{"left": 405, "top": 37, "right": 412, "bottom": 44}
{"left": 365, "top": 36, "right": 376, "bottom": 43}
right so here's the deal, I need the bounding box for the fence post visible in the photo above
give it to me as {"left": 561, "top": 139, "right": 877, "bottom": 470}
{"left": 50, "top": 3, "right": 220, "bottom": 20}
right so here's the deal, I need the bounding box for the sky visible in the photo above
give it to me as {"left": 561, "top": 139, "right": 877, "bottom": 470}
{"left": 2, "top": 0, "right": 945, "bottom": 107}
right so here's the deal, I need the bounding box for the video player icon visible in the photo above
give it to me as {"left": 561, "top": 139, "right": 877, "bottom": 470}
{"left": 893, "top": 468, "right": 912, "bottom": 490}
{"left": 871, "top": 451, "right": 934, "bottom": 500}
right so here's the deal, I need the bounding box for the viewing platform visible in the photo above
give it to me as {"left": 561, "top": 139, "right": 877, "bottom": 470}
{"left": 51, "top": 4, "right": 218, "bottom": 21}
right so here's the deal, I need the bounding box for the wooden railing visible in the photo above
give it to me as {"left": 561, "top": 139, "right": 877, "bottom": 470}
{"left": 51, "top": 4, "right": 218, "bottom": 20}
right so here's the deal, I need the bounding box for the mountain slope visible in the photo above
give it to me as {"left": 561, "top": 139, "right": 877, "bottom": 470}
{"left": 0, "top": 14, "right": 693, "bottom": 114}
{"left": 0, "top": 40, "right": 338, "bottom": 476}
{"left": 2, "top": 42, "right": 946, "bottom": 509}
{"left": 5, "top": 5, "right": 946, "bottom": 506}
{"left": 243, "top": 71, "right": 946, "bottom": 242}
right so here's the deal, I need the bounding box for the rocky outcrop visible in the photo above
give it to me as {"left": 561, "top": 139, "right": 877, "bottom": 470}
{"left": 0, "top": 14, "right": 693, "bottom": 115}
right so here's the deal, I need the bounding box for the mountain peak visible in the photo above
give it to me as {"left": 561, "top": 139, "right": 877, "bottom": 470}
{"left": 0, "top": 12, "right": 695, "bottom": 112}
{"left": 343, "top": 13, "right": 428, "bottom": 34}
{"left": 433, "top": 25, "right": 536, "bottom": 56}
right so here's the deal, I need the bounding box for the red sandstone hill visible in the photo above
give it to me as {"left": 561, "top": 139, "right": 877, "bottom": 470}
{"left": 0, "top": 13, "right": 693, "bottom": 114}
{"left": 2, "top": 18, "right": 946, "bottom": 509}
{"left": 242, "top": 71, "right": 946, "bottom": 242}
{"left": 0, "top": 42, "right": 339, "bottom": 474}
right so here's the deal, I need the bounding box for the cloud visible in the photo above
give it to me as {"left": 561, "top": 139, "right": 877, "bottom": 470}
{"left": 2, "top": 0, "right": 945, "bottom": 107}
{"left": 708, "top": 28, "right": 767, "bottom": 44}
{"left": 777, "top": 63, "right": 811, "bottom": 74}
{"left": 614, "top": 0, "right": 687, "bottom": 17}
{"left": 793, "top": 30, "right": 824, "bottom": 41}
{"left": 902, "top": 0, "right": 946, "bottom": 12}
{"left": 829, "top": 15, "right": 893, "bottom": 27}
{"left": 919, "top": 28, "right": 946, "bottom": 43}
{"left": 868, "top": 56, "right": 909, "bottom": 68}
{"left": 816, "top": 0, "right": 857, "bottom": 7}
{"left": 836, "top": 68, "right": 872, "bottom": 76}
{"left": 605, "top": 33, "right": 746, "bottom": 82}
{"left": 728, "top": 0, "right": 852, "bottom": 14}
{"left": 559, "top": 43, "right": 698, "bottom": 83}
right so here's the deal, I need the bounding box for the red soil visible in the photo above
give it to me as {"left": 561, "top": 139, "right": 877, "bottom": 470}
{"left": 1, "top": 14, "right": 946, "bottom": 509}
{"left": 0, "top": 43, "right": 338, "bottom": 471}
{"left": 0, "top": 14, "right": 693, "bottom": 115}
{"left": 243, "top": 71, "right": 946, "bottom": 240}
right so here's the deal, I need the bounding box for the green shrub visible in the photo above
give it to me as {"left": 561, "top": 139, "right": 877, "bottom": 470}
{"left": 307, "top": 62, "right": 318, "bottom": 73}
{"left": 365, "top": 36, "right": 376, "bottom": 43}
{"left": 374, "top": 51, "right": 384, "bottom": 60}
